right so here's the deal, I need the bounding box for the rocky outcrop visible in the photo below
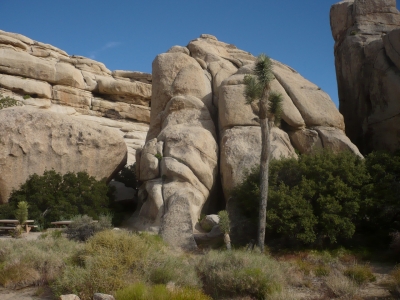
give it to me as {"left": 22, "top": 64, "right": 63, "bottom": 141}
{"left": 331, "top": 0, "right": 400, "bottom": 153}
{"left": 0, "top": 107, "right": 127, "bottom": 204}
{"left": 0, "top": 29, "right": 151, "bottom": 164}
{"left": 133, "top": 34, "right": 361, "bottom": 247}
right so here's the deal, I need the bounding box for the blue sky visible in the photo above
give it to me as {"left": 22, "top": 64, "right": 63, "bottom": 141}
{"left": 1, "top": 1, "right": 399, "bottom": 106}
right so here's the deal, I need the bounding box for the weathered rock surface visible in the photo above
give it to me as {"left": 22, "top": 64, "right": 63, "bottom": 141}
{"left": 134, "top": 34, "right": 359, "bottom": 248}
{"left": 0, "top": 30, "right": 152, "bottom": 165}
{"left": 0, "top": 107, "right": 127, "bottom": 204}
{"left": 331, "top": 0, "right": 400, "bottom": 153}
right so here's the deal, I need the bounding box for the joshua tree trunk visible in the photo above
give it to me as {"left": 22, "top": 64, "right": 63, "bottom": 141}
{"left": 257, "top": 96, "right": 270, "bottom": 253}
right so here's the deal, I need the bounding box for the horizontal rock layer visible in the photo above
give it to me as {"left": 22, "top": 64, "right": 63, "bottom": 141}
{"left": 0, "top": 30, "right": 152, "bottom": 164}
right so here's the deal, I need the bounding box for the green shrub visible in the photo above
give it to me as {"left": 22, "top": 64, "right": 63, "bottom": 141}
{"left": 198, "top": 250, "right": 285, "bottom": 299}
{"left": 7, "top": 170, "right": 114, "bottom": 228}
{"left": 66, "top": 214, "right": 112, "bottom": 241}
{"left": 344, "top": 264, "right": 376, "bottom": 285}
{"left": 115, "top": 283, "right": 211, "bottom": 300}
{"left": 218, "top": 210, "right": 230, "bottom": 234}
{"left": 114, "top": 163, "right": 138, "bottom": 190}
{"left": 23, "top": 94, "right": 31, "bottom": 99}
{"left": 362, "top": 151, "right": 400, "bottom": 234}
{"left": 0, "top": 94, "right": 21, "bottom": 109}
{"left": 233, "top": 151, "right": 369, "bottom": 246}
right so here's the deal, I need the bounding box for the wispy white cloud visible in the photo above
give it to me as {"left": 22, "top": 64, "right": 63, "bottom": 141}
{"left": 89, "top": 41, "right": 121, "bottom": 59}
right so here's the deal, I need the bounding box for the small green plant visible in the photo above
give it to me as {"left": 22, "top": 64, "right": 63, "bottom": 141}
{"left": 155, "top": 153, "right": 163, "bottom": 160}
{"left": 0, "top": 94, "right": 21, "bottom": 109}
{"left": 23, "top": 94, "right": 31, "bottom": 99}
{"left": 344, "top": 264, "right": 376, "bottom": 285}
{"left": 15, "top": 201, "right": 29, "bottom": 225}
{"left": 350, "top": 30, "right": 358, "bottom": 36}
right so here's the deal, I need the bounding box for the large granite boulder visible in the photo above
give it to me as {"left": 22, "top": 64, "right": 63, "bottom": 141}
{"left": 0, "top": 29, "right": 152, "bottom": 165}
{"left": 133, "top": 50, "right": 218, "bottom": 248}
{"left": 0, "top": 107, "right": 127, "bottom": 203}
{"left": 134, "top": 34, "right": 361, "bottom": 248}
{"left": 331, "top": 0, "right": 400, "bottom": 153}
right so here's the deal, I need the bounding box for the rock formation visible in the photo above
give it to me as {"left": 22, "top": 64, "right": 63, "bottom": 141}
{"left": 134, "top": 34, "right": 361, "bottom": 248}
{"left": 0, "top": 107, "right": 127, "bottom": 203}
{"left": 0, "top": 29, "right": 151, "bottom": 165}
{"left": 331, "top": 0, "right": 400, "bottom": 153}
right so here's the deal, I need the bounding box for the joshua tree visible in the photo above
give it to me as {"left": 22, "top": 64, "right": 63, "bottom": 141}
{"left": 14, "top": 201, "right": 29, "bottom": 236}
{"left": 243, "top": 54, "right": 283, "bottom": 252}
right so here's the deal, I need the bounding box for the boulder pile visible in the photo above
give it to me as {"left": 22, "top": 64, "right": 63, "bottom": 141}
{"left": 133, "top": 34, "right": 361, "bottom": 248}
{"left": 331, "top": 0, "right": 400, "bottom": 153}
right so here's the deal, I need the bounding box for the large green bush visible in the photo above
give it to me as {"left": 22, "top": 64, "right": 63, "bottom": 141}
{"left": 362, "top": 151, "right": 400, "bottom": 234}
{"left": 234, "top": 151, "right": 370, "bottom": 246}
{"left": 3, "top": 170, "right": 114, "bottom": 228}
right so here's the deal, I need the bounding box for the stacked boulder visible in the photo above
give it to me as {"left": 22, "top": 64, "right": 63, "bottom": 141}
{"left": 134, "top": 34, "right": 361, "bottom": 248}
{"left": 331, "top": 0, "right": 400, "bottom": 153}
{"left": 0, "top": 29, "right": 151, "bottom": 165}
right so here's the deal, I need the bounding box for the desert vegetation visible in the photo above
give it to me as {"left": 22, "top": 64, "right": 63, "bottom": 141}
{"left": 0, "top": 170, "right": 115, "bottom": 228}
{"left": 1, "top": 150, "right": 400, "bottom": 299}
{"left": 234, "top": 150, "right": 400, "bottom": 250}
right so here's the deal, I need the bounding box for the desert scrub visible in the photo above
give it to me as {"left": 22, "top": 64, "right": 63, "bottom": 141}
{"left": 52, "top": 229, "right": 197, "bottom": 300}
{"left": 0, "top": 234, "right": 82, "bottom": 288}
{"left": 147, "top": 255, "right": 201, "bottom": 288}
{"left": 115, "top": 282, "right": 211, "bottom": 300}
{"left": 344, "top": 263, "right": 376, "bottom": 285}
{"left": 198, "top": 250, "right": 286, "bottom": 299}
{"left": 66, "top": 214, "right": 112, "bottom": 241}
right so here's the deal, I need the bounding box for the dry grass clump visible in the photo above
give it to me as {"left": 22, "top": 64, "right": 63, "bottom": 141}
{"left": 343, "top": 264, "right": 376, "bottom": 285}
{"left": 325, "top": 271, "right": 359, "bottom": 299}
{"left": 115, "top": 282, "right": 211, "bottom": 300}
{"left": 0, "top": 234, "right": 82, "bottom": 288}
{"left": 198, "top": 250, "right": 286, "bottom": 299}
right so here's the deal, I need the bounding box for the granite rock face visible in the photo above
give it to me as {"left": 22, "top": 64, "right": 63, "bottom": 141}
{"left": 134, "top": 34, "right": 361, "bottom": 247}
{"left": 0, "top": 29, "right": 151, "bottom": 165}
{"left": 0, "top": 107, "right": 127, "bottom": 204}
{"left": 331, "top": 0, "right": 400, "bottom": 153}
